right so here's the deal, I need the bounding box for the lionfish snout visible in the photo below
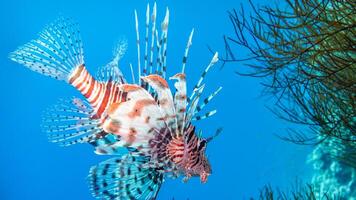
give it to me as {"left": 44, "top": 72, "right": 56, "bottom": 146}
{"left": 200, "top": 155, "right": 212, "bottom": 183}
{"left": 200, "top": 171, "right": 210, "bottom": 183}
{"left": 184, "top": 159, "right": 211, "bottom": 184}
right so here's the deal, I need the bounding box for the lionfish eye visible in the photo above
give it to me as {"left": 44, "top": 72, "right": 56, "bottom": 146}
{"left": 198, "top": 139, "right": 207, "bottom": 151}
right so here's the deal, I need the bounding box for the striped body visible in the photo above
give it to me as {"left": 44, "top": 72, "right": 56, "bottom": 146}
{"left": 69, "top": 64, "right": 127, "bottom": 118}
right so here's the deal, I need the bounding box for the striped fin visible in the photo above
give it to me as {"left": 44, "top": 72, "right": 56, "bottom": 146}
{"left": 161, "top": 8, "right": 169, "bottom": 79}
{"left": 206, "top": 127, "right": 223, "bottom": 143}
{"left": 189, "top": 52, "right": 219, "bottom": 102}
{"left": 96, "top": 41, "right": 127, "bottom": 84}
{"left": 7, "top": 16, "right": 122, "bottom": 120}
{"left": 134, "top": 3, "right": 170, "bottom": 86}
{"left": 170, "top": 73, "right": 187, "bottom": 134}
{"left": 155, "top": 30, "right": 163, "bottom": 75}
{"left": 149, "top": 127, "right": 175, "bottom": 167}
{"left": 143, "top": 4, "right": 150, "bottom": 76}
{"left": 185, "top": 84, "right": 205, "bottom": 126}
{"left": 42, "top": 97, "right": 102, "bottom": 146}
{"left": 192, "top": 110, "right": 217, "bottom": 121}
{"left": 129, "top": 63, "right": 136, "bottom": 84}
{"left": 88, "top": 132, "right": 125, "bottom": 155}
{"left": 148, "top": 2, "right": 157, "bottom": 75}
{"left": 155, "top": 8, "right": 169, "bottom": 77}
{"left": 181, "top": 29, "right": 194, "bottom": 73}
{"left": 9, "top": 16, "right": 84, "bottom": 81}
{"left": 88, "top": 155, "right": 163, "bottom": 200}
{"left": 134, "top": 9, "right": 142, "bottom": 85}
{"left": 195, "top": 87, "right": 222, "bottom": 113}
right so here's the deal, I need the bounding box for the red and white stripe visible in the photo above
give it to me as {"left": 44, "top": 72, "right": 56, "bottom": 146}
{"left": 68, "top": 65, "right": 127, "bottom": 118}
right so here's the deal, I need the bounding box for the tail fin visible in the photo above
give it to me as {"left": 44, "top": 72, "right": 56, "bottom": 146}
{"left": 89, "top": 155, "right": 163, "bottom": 200}
{"left": 9, "top": 16, "right": 84, "bottom": 81}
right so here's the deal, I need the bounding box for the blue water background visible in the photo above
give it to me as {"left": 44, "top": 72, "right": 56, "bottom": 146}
{"left": 0, "top": 0, "right": 313, "bottom": 199}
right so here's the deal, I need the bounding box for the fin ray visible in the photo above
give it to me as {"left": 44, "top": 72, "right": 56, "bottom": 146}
{"left": 42, "top": 97, "right": 102, "bottom": 146}
{"left": 192, "top": 110, "right": 217, "bottom": 121}
{"left": 88, "top": 155, "right": 163, "bottom": 200}
{"left": 9, "top": 16, "right": 84, "bottom": 81}
{"left": 96, "top": 40, "right": 127, "bottom": 84}
{"left": 189, "top": 52, "right": 218, "bottom": 102}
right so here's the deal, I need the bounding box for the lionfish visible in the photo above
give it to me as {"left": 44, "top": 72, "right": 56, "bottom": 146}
{"left": 9, "top": 3, "right": 222, "bottom": 200}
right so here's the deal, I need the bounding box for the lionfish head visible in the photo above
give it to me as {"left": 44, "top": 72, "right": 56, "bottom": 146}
{"left": 184, "top": 126, "right": 222, "bottom": 183}
{"left": 194, "top": 137, "right": 211, "bottom": 183}
{"left": 197, "top": 128, "right": 222, "bottom": 183}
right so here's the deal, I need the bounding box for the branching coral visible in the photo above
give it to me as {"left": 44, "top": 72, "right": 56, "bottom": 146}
{"left": 221, "top": 0, "right": 355, "bottom": 162}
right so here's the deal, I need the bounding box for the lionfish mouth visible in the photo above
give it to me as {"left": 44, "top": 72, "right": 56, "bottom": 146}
{"left": 200, "top": 173, "right": 209, "bottom": 183}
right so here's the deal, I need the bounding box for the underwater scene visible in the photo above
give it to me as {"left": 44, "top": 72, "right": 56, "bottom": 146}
{"left": 0, "top": 0, "right": 355, "bottom": 199}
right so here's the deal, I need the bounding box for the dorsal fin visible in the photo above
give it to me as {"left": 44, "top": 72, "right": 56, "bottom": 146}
{"left": 96, "top": 40, "right": 127, "bottom": 84}
{"left": 170, "top": 73, "right": 187, "bottom": 135}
